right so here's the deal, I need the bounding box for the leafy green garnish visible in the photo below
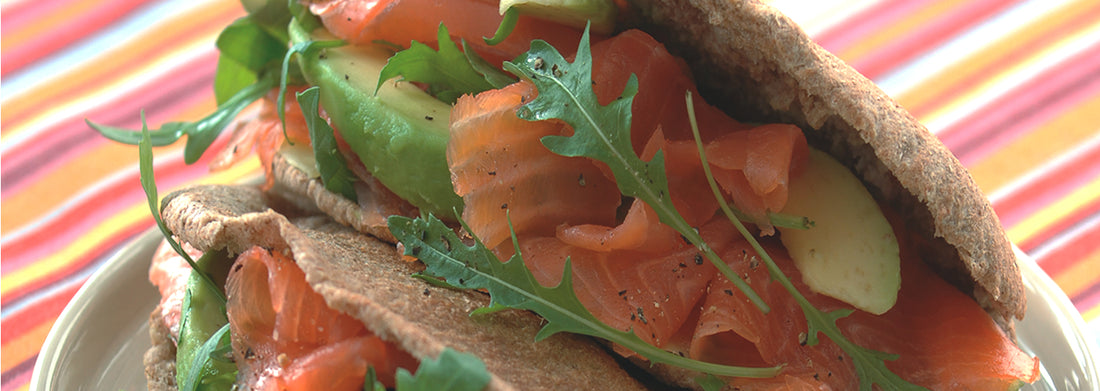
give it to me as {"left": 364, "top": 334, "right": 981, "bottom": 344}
{"left": 137, "top": 115, "right": 226, "bottom": 301}
{"left": 685, "top": 92, "right": 926, "bottom": 390}
{"left": 484, "top": 7, "right": 520, "bottom": 46}
{"left": 388, "top": 213, "right": 782, "bottom": 379}
{"left": 364, "top": 367, "right": 385, "bottom": 391}
{"left": 694, "top": 373, "right": 727, "bottom": 391}
{"left": 500, "top": 25, "right": 770, "bottom": 313}
{"left": 296, "top": 86, "right": 359, "bottom": 201}
{"left": 214, "top": 17, "right": 287, "bottom": 104}
{"left": 395, "top": 347, "right": 492, "bottom": 391}
{"left": 180, "top": 323, "right": 235, "bottom": 391}
{"left": 461, "top": 39, "right": 518, "bottom": 89}
{"left": 376, "top": 24, "right": 515, "bottom": 104}
{"left": 92, "top": 7, "right": 293, "bottom": 163}
{"left": 277, "top": 36, "right": 345, "bottom": 136}
{"left": 90, "top": 76, "right": 274, "bottom": 164}
{"left": 139, "top": 116, "right": 238, "bottom": 390}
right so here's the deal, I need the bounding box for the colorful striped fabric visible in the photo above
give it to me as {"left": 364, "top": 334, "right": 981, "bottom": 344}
{"left": 1, "top": 0, "right": 1097, "bottom": 389}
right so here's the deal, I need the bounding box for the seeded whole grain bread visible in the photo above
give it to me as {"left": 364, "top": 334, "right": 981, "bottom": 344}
{"left": 144, "top": 184, "right": 650, "bottom": 391}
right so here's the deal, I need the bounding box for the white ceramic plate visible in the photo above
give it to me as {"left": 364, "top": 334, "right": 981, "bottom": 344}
{"left": 29, "top": 229, "right": 1100, "bottom": 390}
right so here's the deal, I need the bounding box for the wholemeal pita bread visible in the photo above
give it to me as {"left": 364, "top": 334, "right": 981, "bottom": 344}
{"left": 269, "top": 0, "right": 1024, "bottom": 332}
{"left": 624, "top": 0, "right": 1024, "bottom": 328}
{"left": 144, "top": 184, "right": 650, "bottom": 391}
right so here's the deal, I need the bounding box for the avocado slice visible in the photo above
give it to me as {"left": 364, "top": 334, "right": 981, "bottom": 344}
{"left": 777, "top": 148, "right": 901, "bottom": 315}
{"left": 289, "top": 18, "right": 464, "bottom": 218}
{"left": 501, "top": 0, "right": 617, "bottom": 35}
{"left": 175, "top": 250, "right": 235, "bottom": 390}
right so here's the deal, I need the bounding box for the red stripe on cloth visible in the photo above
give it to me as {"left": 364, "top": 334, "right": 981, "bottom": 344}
{"left": 954, "top": 67, "right": 1100, "bottom": 165}
{"left": 1, "top": 6, "right": 236, "bottom": 133}
{"left": 1, "top": 284, "right": 81, "bottom": 344}
{"left": 937, "top": 42, "right": 1100, "bottom": 162}
{"left": 0, "top": 284, "right": 80, "bottom": 390}
{"left": 0, "top": 0, "right": 74, "bottom": 36}
{"left": 851, "top": 0, "right": 1020, "bottom": 80}
{"left": 1071, "top": 268, "right": 1100, "bottom": 317}
{"left": 1, "top": 221, "right": 149, "bottom": 308}
{"left": 1, "top": 356, "right": 37, "bottom": 391}
{"left": 0, "top": 0, "right": 152, "bottom": 77}
{"left": 0, "top": 50, "right": 217, "bottom": 197}
{"left": 1, "top": 133, "right": 229, "bottom": 272}
{"left": 812, "top": 0, "right": 932, "bottom": 53}
{"left": 992, "top": 141, "right": 1100, "bottom": 228}
{"left": 1018, "top": 192, "right": 1100, "bottom": 254}
{"left": 905, "top": 1, "right": 1100, "bottom": 118}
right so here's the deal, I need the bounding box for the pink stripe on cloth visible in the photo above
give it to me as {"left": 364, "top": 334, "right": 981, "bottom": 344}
{"left": 0, "top": 0, "right": 73, "bottom": 36}
{"left": 0, "top": 134, "right": 229, "bottom": 274}
{"left": 938, "top": 42, "right": 1100, "bottom": 163}
{"left": 0, "top": 0, "right": 153, "bottom": 77}
{"left": 0, "top": 50, "right": 217, "bottom": 197}
{"left": 812, "top": 0, "right": 933, "bottom": 54}
{"left": 848, "top": 0, "right": 1022, "bottom": 80}
{"left": 992, "top": 139, "right": 1100, "bottom": 229}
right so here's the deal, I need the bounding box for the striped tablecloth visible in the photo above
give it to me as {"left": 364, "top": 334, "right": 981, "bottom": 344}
{"left": 2, "top": 0, "right": 1098, "bottom": 389}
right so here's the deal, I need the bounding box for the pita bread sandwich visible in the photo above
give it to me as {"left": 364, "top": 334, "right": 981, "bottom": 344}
{"left": 144, "top": 184, "right": 650, "bottom": 390}
{"left": 94, "top": 0, "right": 1043, "bottom": 389}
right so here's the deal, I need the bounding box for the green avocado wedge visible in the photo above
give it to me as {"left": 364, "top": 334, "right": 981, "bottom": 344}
{"left": 288, "top": 18, "right": 463, "bottom": 218}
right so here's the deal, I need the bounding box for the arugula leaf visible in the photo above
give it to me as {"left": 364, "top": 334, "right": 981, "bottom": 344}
{"left": 278, "top": 36, "right": 345, "bottom": 136}
{"left": 91, "top": 75, "right": 275, "bottom": 164}
{"left": 296, "top": 86, "right": 359, "bottom": 201}
{"left": 395, "top": 347, "right": 491, "bottom": 391}
{"left": 214, "top": 16, "right": 287, "bottom": 103}
{"left": 180, "top": 323, "right": 235, "bottom": 391}
{"left": 694, "top": 374, "right": 727, "bottom": 391}
{"left": 484, "top": 7, "right": 520, "bottom": 46}
{"left": 137, "top": 115, "right": 225, "bottom": 302}
{"left": 139, "top": 115, "right": 237, "bottom": 390}
{"left": 500, "top": 25, "right": 770, "bottom": 313}
{"left": 375, "top": 24, "right": 513, "bottom": 104}
{"left": 462, "top": 40, "right": 517, "bottom": 89}
{"left": 685, "top": 92, "right": 926, "bottom": 390}
{"left": 363, "top": 367, "right": 386, "bottom": 391}
{"left": 388, "top": 213, "right": 782, "bottom": 379}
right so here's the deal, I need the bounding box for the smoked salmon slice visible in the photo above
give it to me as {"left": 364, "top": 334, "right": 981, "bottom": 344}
{"left": 226, "top": 246, "right": 418, "bottom": 390}
{"left": 448, "top": 81, "right": 622, "bottom": 250}
{"left": 446, "top": 25, "right": 1038, "bottom": 389}
{"left": 210, "top": 87, "right": 312, "bottom": 190}
{"left": 307, "top": 0, "right": 589, "bottom": 65}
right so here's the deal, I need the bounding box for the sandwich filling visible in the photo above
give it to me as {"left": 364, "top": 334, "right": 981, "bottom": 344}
{"left": 105, "top": 0, "right": 1042, "bottom": 389}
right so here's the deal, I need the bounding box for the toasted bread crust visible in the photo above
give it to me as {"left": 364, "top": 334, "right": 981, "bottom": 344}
{"left": 144, "top": 305, "right": 177, "bottom": 391}
{"left": 626, "top": 0, "right": 1024, "bottom": 327}
{"left": 153, "top": 184, "right": 649, "bottom": 391}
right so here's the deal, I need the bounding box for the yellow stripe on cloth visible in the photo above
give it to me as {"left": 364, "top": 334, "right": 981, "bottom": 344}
{"left": 1007, "top": 174, "right": 1100, "bottom": 245}
{"left": 967, "top": 93, "right": 1100, "bottom": 194}
{"left": 1051, "top": 246, "right": 1100, "bottom": 300}
{"left": 0, "top": 158, "right": 260, "bottom": 297}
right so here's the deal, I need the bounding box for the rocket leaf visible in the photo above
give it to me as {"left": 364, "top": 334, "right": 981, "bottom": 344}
{"left": 500, "top": 25, "right": 770, "bottom": 313}
{"left": 387, "top": 213, "right": 782, "bottom": 379}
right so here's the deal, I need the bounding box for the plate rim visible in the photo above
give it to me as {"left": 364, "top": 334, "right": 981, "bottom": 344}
{"left": 29, "top": 230, "right": 1100, "bottom": 389}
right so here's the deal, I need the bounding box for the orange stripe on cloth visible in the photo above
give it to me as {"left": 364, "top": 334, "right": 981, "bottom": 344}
{"left": 1051, "top": 246, "right": 1100, "bottom": 300}
{"left": 0, "top": 0, "right": 101, "bottom": 53}
{"left": 1007, "top": 174, "right": 1100, "bottom": 246}
{"left": 895, "top": 0, "right": 1100, "bottom": 118}
{"left": 967, "top": 92, "right": 1100, "bottom": 194}
{"left": 0, "top": 158, "right": 260, "bottom": 297}
{"left": 0, "top": 318, "right": 57, "bottom": 374}
{"left": 0, "top": 142, "right": 178, "bottom": 233}
{"left": 0, "top": 0, "right": 242, "bottom": 134}
{"left": 833, "top": 0, "right": 958, "bottom": 63}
